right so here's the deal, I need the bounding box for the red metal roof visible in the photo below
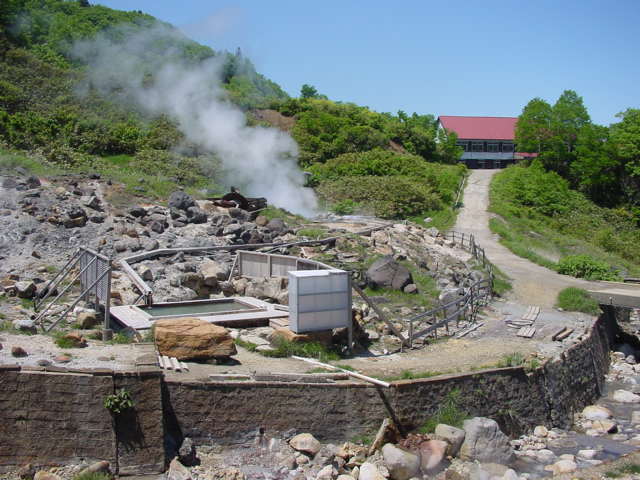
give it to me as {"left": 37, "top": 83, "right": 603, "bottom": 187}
{"left": 438, "top": 116, "right": 517, "bottom": 141}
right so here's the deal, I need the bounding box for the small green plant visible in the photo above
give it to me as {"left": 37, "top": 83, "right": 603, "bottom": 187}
{"left": 260, "top": 338, "right": 341, "bottom": 362}
{"left": 556, "top": 287, "right": 601, "bottom": 315}
{"left": 20, "top": 298, "right": 33, "bottom": 309}
{"left": 557, "top": 255, "right": 621, "bottom": 281}
{"left": 296, "top": 228, "right": 327, "bottom": 239}
{"left": 526, "top": 358, "right": 541, "bottom": 371}
{"left": 384, "top": 369, "right": 443, "bottom": 381}
{"left": 419, "top": 389, "right": 468, "bottom": 433}
{"left": 605, "top": 463, "right": 640, "bottom": 478}
{"left": 495, "top": 352, "right": 525, "bottom": 368}
{"left": 109, "top": 332, "right": 134, "bottom": 345}
{"left": 234, "top": 338, "right": 258, "bottom": 352}
{"left": 332, "top": 199, "right": 360, "bottom": 215}
{"left": 142, "top": 325, "right": 155, "bottom": 343}
{"left": 104, "top": 389, "right": 134, "bottom": 414}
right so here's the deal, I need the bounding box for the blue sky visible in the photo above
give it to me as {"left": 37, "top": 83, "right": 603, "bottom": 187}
{"left": 95, "top": 0, "right": 639, "bottom": 125}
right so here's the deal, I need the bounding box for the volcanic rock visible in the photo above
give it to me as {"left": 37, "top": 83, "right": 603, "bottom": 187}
{"left": 13, "top": 319, "right": 37, "bottom": 334}
{"left": 366, "top": 256, "right": 413, "bottom": 291}
{"left": 613, "top": 389, "right": 640, "bottom": 403}
{"left": 168, "top": 191, "right": 196, "bottom": 211}
{"left": 167, "top": 458, "right": 190, "bottom": 480}
{"left": 381, "top": 443, "right": 420, "bottom": 480}
{"left": 266, "top": 218, "right": 286, "bottom": 233}
{"left": 15, "top": 281, "right": 36, "bottom": 299}
{"left": 459, "top": 417, "right": 515, "bottom": 464}
{"left": 154, "top": 317, "right": 236, "bottom": 360}
{"left": 582, "top": 405, "right": 612, "bottom": 420}
{"left": 77, "top": 311, "right": 99, "bottom": 329}
{"left": 289, "top": 433, "right": 321, "bottom": 456}
{"left": 435, "top": 423, "right": 465, "bottom": 456}
{"left": 11, "top": 346, "right": 28, "bottom": 357}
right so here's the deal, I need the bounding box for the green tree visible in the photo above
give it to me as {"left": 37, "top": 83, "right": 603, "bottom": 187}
{"left": 551, "top": 90, "right": 590, "bottom": 153}
{"left": 515, "top": 97, "right": 552, "bottom": 153}
{"left": 436, "top": 127, "right": 463, "bottom": 164}
{"left": 610, "top": 108, "right": 640, "bottom": 206}
{"left": 300, "top": 84, "right": 319, "bottom": 99}
{"left": 572, "top": 124, "right": 619, "bottom": 205}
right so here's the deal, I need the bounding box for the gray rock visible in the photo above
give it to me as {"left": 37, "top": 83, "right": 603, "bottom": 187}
{"left": 459, "top": 417, "right": 515, "bottom": 464}
{"left": 15, "top": 281, "right": 36, "bottom": 299}
{"left": 381, "top": 444, "right": 420, "bottom": 480}
{"left": 178, "top": 437, "right": 197, "bottom": 466}
{"left": 358, "top": 463, "right": 385, "bottom": 480}
{"left": 129, "top": 206, "right": 147, "bottom": 217}
{"left": 403, "top": 284, "right": 418, "bottom": 294}
{"left": 13, "top": 319, "right": 37, "bottom": 334}
{"left": 266, "top": 218, "right": 286, "bottom": 233}
{"left": 168, "top": 191, "right": 196, "bottom": 211}
{"left": 25, "top": 176, "right": 41, "bottom": 189}
{"left": 77, "top": 311, "right": 99, "bottom": 329}
{"left": 167, "top": 458, "right": 190, "bottom": 480}
{"left": 613, "top": 389, "right": 640, "bottom": 403}
{"left": 366, "top": 256, "right": 413, "bottom": 291}
{"left": 150, "top": 220, "right": 165, "bottom": 234}
{"left": 186, "top": 206, "right": 207, "bottom": 224}
{"left": 435, "top": 423, "right": 465, "bottom": 456}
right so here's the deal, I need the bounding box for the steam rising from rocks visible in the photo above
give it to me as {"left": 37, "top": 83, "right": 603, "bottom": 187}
{"left": 72, "top": 24, "right": 317, "bottom": 216}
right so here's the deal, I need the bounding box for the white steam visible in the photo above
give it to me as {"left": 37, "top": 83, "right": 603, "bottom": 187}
{"left": 72, "top": 24, "right": 317, "bottom": 216}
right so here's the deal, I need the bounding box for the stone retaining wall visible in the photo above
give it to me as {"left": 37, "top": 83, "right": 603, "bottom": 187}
{"left": 0, "top": 310, "right": 619, "bottom": 472}
{"left": 0, "top": 366, "right": 164, "bottom": 474}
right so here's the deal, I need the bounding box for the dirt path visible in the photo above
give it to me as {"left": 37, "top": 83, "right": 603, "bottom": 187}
{"left": 454, "top": 169, "right": 640, "bottom": 308}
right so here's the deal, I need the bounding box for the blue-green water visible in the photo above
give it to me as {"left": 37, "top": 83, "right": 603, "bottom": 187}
{"left": 142, "top": 301, "right": 252, "bottom": 317}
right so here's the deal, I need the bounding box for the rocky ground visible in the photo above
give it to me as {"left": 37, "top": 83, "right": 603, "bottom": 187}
{"left": 3, "top": 170, "right": 640, "bottom": 479}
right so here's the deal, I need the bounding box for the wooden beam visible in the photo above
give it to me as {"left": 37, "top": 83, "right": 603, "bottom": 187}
{"left": 292, "top": 356, "right": 391, "bottom": 388}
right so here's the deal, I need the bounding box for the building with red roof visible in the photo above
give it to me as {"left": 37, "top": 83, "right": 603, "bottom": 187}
{"left": 437, "top": 115, "right": 536, "bottom": 168}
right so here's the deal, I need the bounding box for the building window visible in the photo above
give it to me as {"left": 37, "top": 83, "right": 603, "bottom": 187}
{"left": 487, "top": 143, "right": 499, "bottom": 152}
{"left": 472, "top": 142, "right": 484, "bottom": 152}
{"left": 502, "top": 143, "right": 514, "bottom": 153}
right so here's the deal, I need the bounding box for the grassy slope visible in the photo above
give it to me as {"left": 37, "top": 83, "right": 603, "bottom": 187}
{"left": 489, "top": 163, "right": 640, "bottom": 278}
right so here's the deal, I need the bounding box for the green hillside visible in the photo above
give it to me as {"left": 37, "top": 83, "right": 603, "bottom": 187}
{"left": 0, "top": 0, "right": 463, "bottom": 222}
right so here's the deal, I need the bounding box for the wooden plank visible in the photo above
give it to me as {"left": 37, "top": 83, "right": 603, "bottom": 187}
{"left": 162, "top": 355, "right": 173, "bottom": 370}
{"left": 555, "top": 328, "right": 574, "bottom": 341}
{"left": 157, "top": 354, "right": 165, "bottom": 369}
{"left": 170, "top": 357, "right": 181, "bottom": 371}
{"left": 516, "top": 327, "right": 536, "bottom": 338}
{"left": 551, "top": 327, "right": 569, "bottom": 341}
{"left": 456, "top": 322, "right": 484, "bottom": 338}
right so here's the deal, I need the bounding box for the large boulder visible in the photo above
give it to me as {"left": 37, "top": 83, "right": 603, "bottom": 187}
{"left": 613, "top": 389, "right": 640, "bottom": 403}
{"left": 200, "top": 260, "right": 229, "bottom": 287}
{"left": 168, "top": 191, "right": 196, "bottom": 211}
{"left": 289, "top": 433, "right": 321, "bottom": 456}
{"left": 459, "top": 417, "right": 515, "bottom": 464}
{"left": 381, "top": 443, "right": 420, "bottom": 480}
{"left": 582, "top": 405, "right": 612, "bottom": 420}
{"left": 366, "top": 256, "right": 413, "bottom": 291}
{"left": 435, "top": 423, "right": 465, "bottom": 456}
{"left": 154, "top": 317, "right": 236, "bottom": 360}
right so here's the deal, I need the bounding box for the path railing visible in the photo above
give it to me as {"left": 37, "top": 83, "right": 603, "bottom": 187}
{"left": 405, "top": 230, "right": 494, "bottom": 347}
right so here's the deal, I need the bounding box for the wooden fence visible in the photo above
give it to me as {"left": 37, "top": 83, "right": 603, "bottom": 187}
{"left": 405, "top": 231, "right": 494, "bottom": 347}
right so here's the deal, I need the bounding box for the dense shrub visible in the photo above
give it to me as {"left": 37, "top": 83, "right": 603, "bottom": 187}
{"left": 310, "top": 149, "right": 465, "bottom": 204}
{"left": 317, "top": 176, "right": 443, "bottom": 219}
{"left": 556, "top": 255, "right": 621, "bottom": 281}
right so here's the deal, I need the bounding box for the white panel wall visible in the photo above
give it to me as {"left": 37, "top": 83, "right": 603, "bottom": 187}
{"left": 288, "top": 269, "right": 351, "bottom": 333}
